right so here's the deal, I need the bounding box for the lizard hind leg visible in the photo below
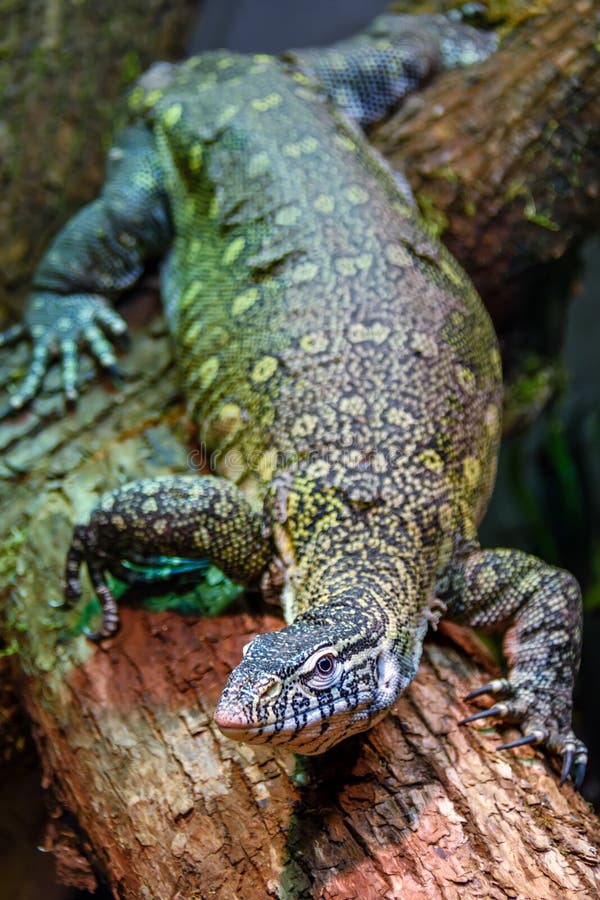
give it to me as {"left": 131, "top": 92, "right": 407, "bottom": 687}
{"left": 64, "top": 475, "right": 272, "bottom": 640}
{"left": 441, "top": 547, "right": 588, "bottom": 789}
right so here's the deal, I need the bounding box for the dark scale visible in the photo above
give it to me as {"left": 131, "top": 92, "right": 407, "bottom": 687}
{"left": 0, "top": 11, "right": 587, "bottom": 787}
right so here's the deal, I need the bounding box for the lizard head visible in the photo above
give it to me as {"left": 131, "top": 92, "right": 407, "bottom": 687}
{"left": 214, "top": 610, "right": 422, "bottom": 754}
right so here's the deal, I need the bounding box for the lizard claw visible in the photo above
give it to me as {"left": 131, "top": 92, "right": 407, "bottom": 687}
{"left": 459, "top": 702, "right": 509, "bottom": 725}
{"left": 573, "top": 756, "right": 587, "bottom": 791}
{"left": 464, "top": 678, "right": 511, "bottom": 701}
{"left": 461, "top": 680, "right": 589, "bottom": 790}
{"left": 560, "top": 748, "right": 576, "bottom": 786}
{"left": 497, "top": 732, "right": 543, "bottom": 751}
{"left": 104, "top": 362, "right": 125, "bottom": 388}
{"left": 559, "top": 743, "right": 588, "bottom": 788}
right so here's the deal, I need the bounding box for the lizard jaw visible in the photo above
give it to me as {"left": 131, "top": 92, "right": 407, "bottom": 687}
{"left": 213, "top": 690, "right": 378, "bottom": 751}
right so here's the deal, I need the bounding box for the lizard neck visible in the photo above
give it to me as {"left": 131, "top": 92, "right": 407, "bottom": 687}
{"left": 271, "top": 468, "right": 445, "bottom": 626}
{"left": 277, "top": 517, "right": 436, "bottom": 693}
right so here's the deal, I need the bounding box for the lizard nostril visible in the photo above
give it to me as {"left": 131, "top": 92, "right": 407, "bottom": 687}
{"left": 259, "top": 678, "right": 282, "bottom": 701}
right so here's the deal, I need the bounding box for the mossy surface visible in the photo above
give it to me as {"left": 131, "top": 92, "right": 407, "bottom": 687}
{"left": 0, "top": 0, "right": 197, "bottom": 319}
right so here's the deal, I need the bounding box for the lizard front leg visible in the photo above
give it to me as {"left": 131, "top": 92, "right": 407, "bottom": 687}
{"left": 440, "top": 548, "right": 587, "bottom": 788}
{"left": 0, "top": 125, "right": 171, "bottom": 417}
{"left": 65, "top": 475, "right": 271, "bottom": 639}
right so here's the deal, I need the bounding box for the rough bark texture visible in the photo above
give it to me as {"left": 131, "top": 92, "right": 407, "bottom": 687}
{"left": 374, "top": 0, "right": 600, "bottom": 422}
{"left": 0, "top": 0, "right": 198, "bottom": 318}
{"left": 2, "top": 1, "right": 600, "bottom": 897}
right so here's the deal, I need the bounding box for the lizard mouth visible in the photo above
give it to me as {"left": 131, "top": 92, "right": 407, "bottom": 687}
{"left": 214, "top": 692, "right": 374, "bottom": 747}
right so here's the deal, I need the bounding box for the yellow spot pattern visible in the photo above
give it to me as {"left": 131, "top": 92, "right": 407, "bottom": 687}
{"left": 291, "top": 262, "right": 319, "bottom": 284}
{"left": 300, "top": 332, "right": 329, "bottom": 354}
{"left": 419, "top": 449, "right": 445, "bottom": 473}
{"left": 456, "top": 366, "right": 476, "bottom": 393}
{"left": 485, "top": 404, "right": 500, "bottom": 435}
{"left": 251, "top": 356, "right": 279, "bottom": 383}
{"left": 335, "top": 254, "right": 373, "bottom": 277}
{"left": 183, "top": 320, "right": 202, "bottom": 349}
{"left": 463, "top": 456, "right": 481, "bottom": 488}
{"left": 385, "top": 243, "right": 411, "bottom": 267}
{"left": 189, "top": 144, "right": 203, "bottom": 172}
{"left": 257, "top": 449, "right": 278, "bottom": 481}
{"left": 199, "top": 356, "right": 219, "bottom": 390}
{"left": 251, "top": 93, "right": 282, "bottom": 112}
{"left": 163, "top": 103, "right": 183, "bottom": 128}
{"left": 232, "top": 288, "right": 260, "bottom": 316}
{"left": 410, "top": 332, "right": 438, "bottom": 358}
{"left": 216, "top": 104, "right": 239, "bottom": 127}
{"left": 313, "top": 195, "right": 335, "bottom": 214}
{"left": 275, "top": 206, "right": 301, "bottom": 226}
{"left": 144, "top": 88, "right": 164, "bottom": 109}
{"left": 247, "top": 152, "right": 271, "bottom": 178}
{"left": 283, "top": 137, "right": 319, "bottom": 158}
{"left": 222, "top": 237, "right": 246, "bottom": 265}
{"left": 347, "top": 322, "right": 390, "bottom": 345}
{"left": 344, "top": 185, "right": 369, "bottom": 205}
{"left": 334, "top": 134, "right": 357, "bottom": 153}
{"left": 439, "top": 256, "right": 464, "bottom": 288}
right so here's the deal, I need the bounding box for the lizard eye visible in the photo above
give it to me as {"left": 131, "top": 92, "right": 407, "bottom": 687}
{"left": 304, "top": 651, "right": 341, "bottom": 690}
{"left": 316, "top": 654, "right": 335, "bottom": 675}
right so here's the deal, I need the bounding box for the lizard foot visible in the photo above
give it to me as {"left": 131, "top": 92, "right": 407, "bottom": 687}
{"left": 460, "top": 680, "right": 588, "bottom": 789}
{"left": 0, "top": 292, "right": 128, "bottom": 418}
{"left": 64, "top": 523, "right": 121, "bottom": 640}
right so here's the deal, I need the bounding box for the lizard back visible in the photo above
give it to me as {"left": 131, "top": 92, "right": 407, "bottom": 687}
{"left": 143, "top": 51, "right": 502, "bottom": 532}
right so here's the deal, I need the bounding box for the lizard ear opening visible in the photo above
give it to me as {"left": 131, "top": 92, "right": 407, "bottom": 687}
{"left": 376, "top": 648, "right": 401, "bottom": 709}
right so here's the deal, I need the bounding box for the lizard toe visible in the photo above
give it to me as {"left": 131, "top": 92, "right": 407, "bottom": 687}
{"left": 496, "top": 732, "right": 544, "bottom": 751}
{"left": 459, "top": 701, "right": 511, "bottom": 725}
{"left": 464, "top": 677, "right": 512, "bottom": 702}
{"left": 549, "top": 734, "right": 588, "bottom": 789}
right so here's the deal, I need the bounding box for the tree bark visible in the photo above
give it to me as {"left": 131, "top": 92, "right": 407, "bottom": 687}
{"left": 2, "top": 345, "right": 599, "bottom": 897}
{"left": 0, "top": 0, "right": 198, "bottom": 318}
{"left": 373, "top": 0, "right": 600, "bottom": 426}
{"left": 2, "top": 1, "right": 600, "bottom": 897}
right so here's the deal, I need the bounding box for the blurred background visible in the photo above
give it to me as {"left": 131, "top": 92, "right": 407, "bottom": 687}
{"left": 1, "top": 1, "right": 597, "bottom": 897}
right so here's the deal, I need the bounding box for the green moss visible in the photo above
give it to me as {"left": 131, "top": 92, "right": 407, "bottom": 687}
{"left": 0, "top": 529, "right": 27, "bottom": 652}
{"left": 428, "top": 164, "right": 460, "bottom": 183}
{"left": 141, "top": 565, "right": 245, "bottom": 618}
{"left": 502, "top": 357, "right": 562, "bottom": 434}
{"left": 120, "top": 49, "right": 142, "bottom": 87}
{"left": 0, "top": 637, "right": 19, "bottom": 658}
{"left": 415, "top": 192, "right": 449, "bottom": 238}
{"left": 506, "top": 178, "right": 560, "bottom": 232}
{"left": 523, "top": 199, "right": 560, "bottom": 232}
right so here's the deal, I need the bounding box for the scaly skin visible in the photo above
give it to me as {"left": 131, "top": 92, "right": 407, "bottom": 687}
{"left": 1, "top": 13, "right": 587, "bottom": 785}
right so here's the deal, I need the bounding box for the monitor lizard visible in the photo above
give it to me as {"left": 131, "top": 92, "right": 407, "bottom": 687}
{"left": 0, "top": 11, "right": 587, "bottom": 786}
